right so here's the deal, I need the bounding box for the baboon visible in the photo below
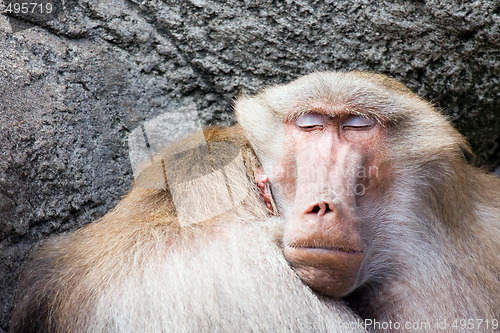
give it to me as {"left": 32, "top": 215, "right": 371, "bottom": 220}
{"left": 10, "top": 127, "right": 365, "bottom": 332}
{"left": 235, "top": 71, "right": 500, "bottom": 332}
{"left": 11, "top": 71, "right": 500, "bottom": 333}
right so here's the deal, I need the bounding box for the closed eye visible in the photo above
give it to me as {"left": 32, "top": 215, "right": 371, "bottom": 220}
{"left": 342, "top": 115, "right": 375, "bottom": 130}
{"left": 295, "top": 113, "right": 326, "bottom": 130}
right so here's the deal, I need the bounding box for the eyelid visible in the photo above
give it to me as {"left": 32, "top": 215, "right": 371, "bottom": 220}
{"left": 342, "top": 115, "right": 375, "bottom": 130}
{"left": 295, "top": 113, "right": 326, "bottom": 128}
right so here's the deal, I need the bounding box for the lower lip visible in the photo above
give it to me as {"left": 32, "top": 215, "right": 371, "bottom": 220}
{"left": 284, "top": 247, "right": 364, "bottom": 272}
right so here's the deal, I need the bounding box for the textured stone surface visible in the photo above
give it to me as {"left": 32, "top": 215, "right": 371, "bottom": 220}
{"left": 0, "top": 0, "right": 499, "bottom": 329}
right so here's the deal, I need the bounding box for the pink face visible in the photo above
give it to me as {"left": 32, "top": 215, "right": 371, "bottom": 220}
{"left": 273, "top": 106, "right": 388, "bottom": 297}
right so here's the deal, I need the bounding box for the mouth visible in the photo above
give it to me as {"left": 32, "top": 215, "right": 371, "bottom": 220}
{"left": 283, "top": 242, "right": 365, "bottom": 297}
{"left": 285, "top": 242, "right": 364, "bottom": 260}
{"left": 286, "top": 240, "right": 363, "bottom": 254}
{"left": 296, "top": 246, "right": 362, "bottom": 255}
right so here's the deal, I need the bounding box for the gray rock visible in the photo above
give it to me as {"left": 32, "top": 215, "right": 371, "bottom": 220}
{"left": 0, "top": 0, "right": 499, "bottom": 329}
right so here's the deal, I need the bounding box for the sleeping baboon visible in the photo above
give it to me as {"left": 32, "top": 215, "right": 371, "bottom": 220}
{"left": 11, "top": 71, "right": 500, "bottom": 333}
{"left": 235, "top": 71, "right": 500, "bottom": 332}
{"left": 10, "top": 126, "right": 366, "bottom": 332}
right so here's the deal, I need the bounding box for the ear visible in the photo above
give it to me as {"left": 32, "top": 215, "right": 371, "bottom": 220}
{"left": 254, "top": 167, "right": 276, "bottom": 214}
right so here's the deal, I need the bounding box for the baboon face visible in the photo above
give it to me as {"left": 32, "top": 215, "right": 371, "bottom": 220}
{"left": 236, "top": 72, "right": 415, "bottom": 297}
{"left": 278, "top": 110, "right": 387, "bottom": 297}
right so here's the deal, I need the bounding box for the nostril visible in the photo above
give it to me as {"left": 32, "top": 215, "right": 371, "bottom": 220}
{"left": 311, "top": 205, "right": 321, "bottom": 214}
{"left": 324, "top": 203, "right": 332, "bottom": 213}
{"left": 304, "top": 200, "right": 342, "bottom": 217}
{"left": 307, "top": 202, "right": 333, "bottom": 215}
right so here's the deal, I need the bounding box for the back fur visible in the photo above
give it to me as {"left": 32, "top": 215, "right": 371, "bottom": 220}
{"left": 10, "top": 126, "right": 366, "bottom": 333}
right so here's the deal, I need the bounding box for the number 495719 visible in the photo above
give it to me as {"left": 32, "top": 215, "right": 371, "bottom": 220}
{"left": 2, "top": 2, "right": 53, "bottom": 14}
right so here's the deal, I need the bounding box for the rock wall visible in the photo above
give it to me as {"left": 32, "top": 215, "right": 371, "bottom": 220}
{"left": 0, "top": 0, "right": 499, "bottom": 329}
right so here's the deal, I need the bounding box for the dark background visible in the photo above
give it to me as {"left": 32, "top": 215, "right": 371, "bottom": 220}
{"left": 0, "top": 0, "right": 499, "bottom": 330}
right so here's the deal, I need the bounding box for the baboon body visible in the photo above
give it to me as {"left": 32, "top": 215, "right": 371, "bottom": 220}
{"left": 11, "top": 72, "right": 500, "bottom": 333}
{"left": 10, "top": 127, "right": 364, "bottom": 333}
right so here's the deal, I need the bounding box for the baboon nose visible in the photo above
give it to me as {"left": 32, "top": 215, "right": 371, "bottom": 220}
{"left": 308, "top": 202, "right": 333, "bottom": 216}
